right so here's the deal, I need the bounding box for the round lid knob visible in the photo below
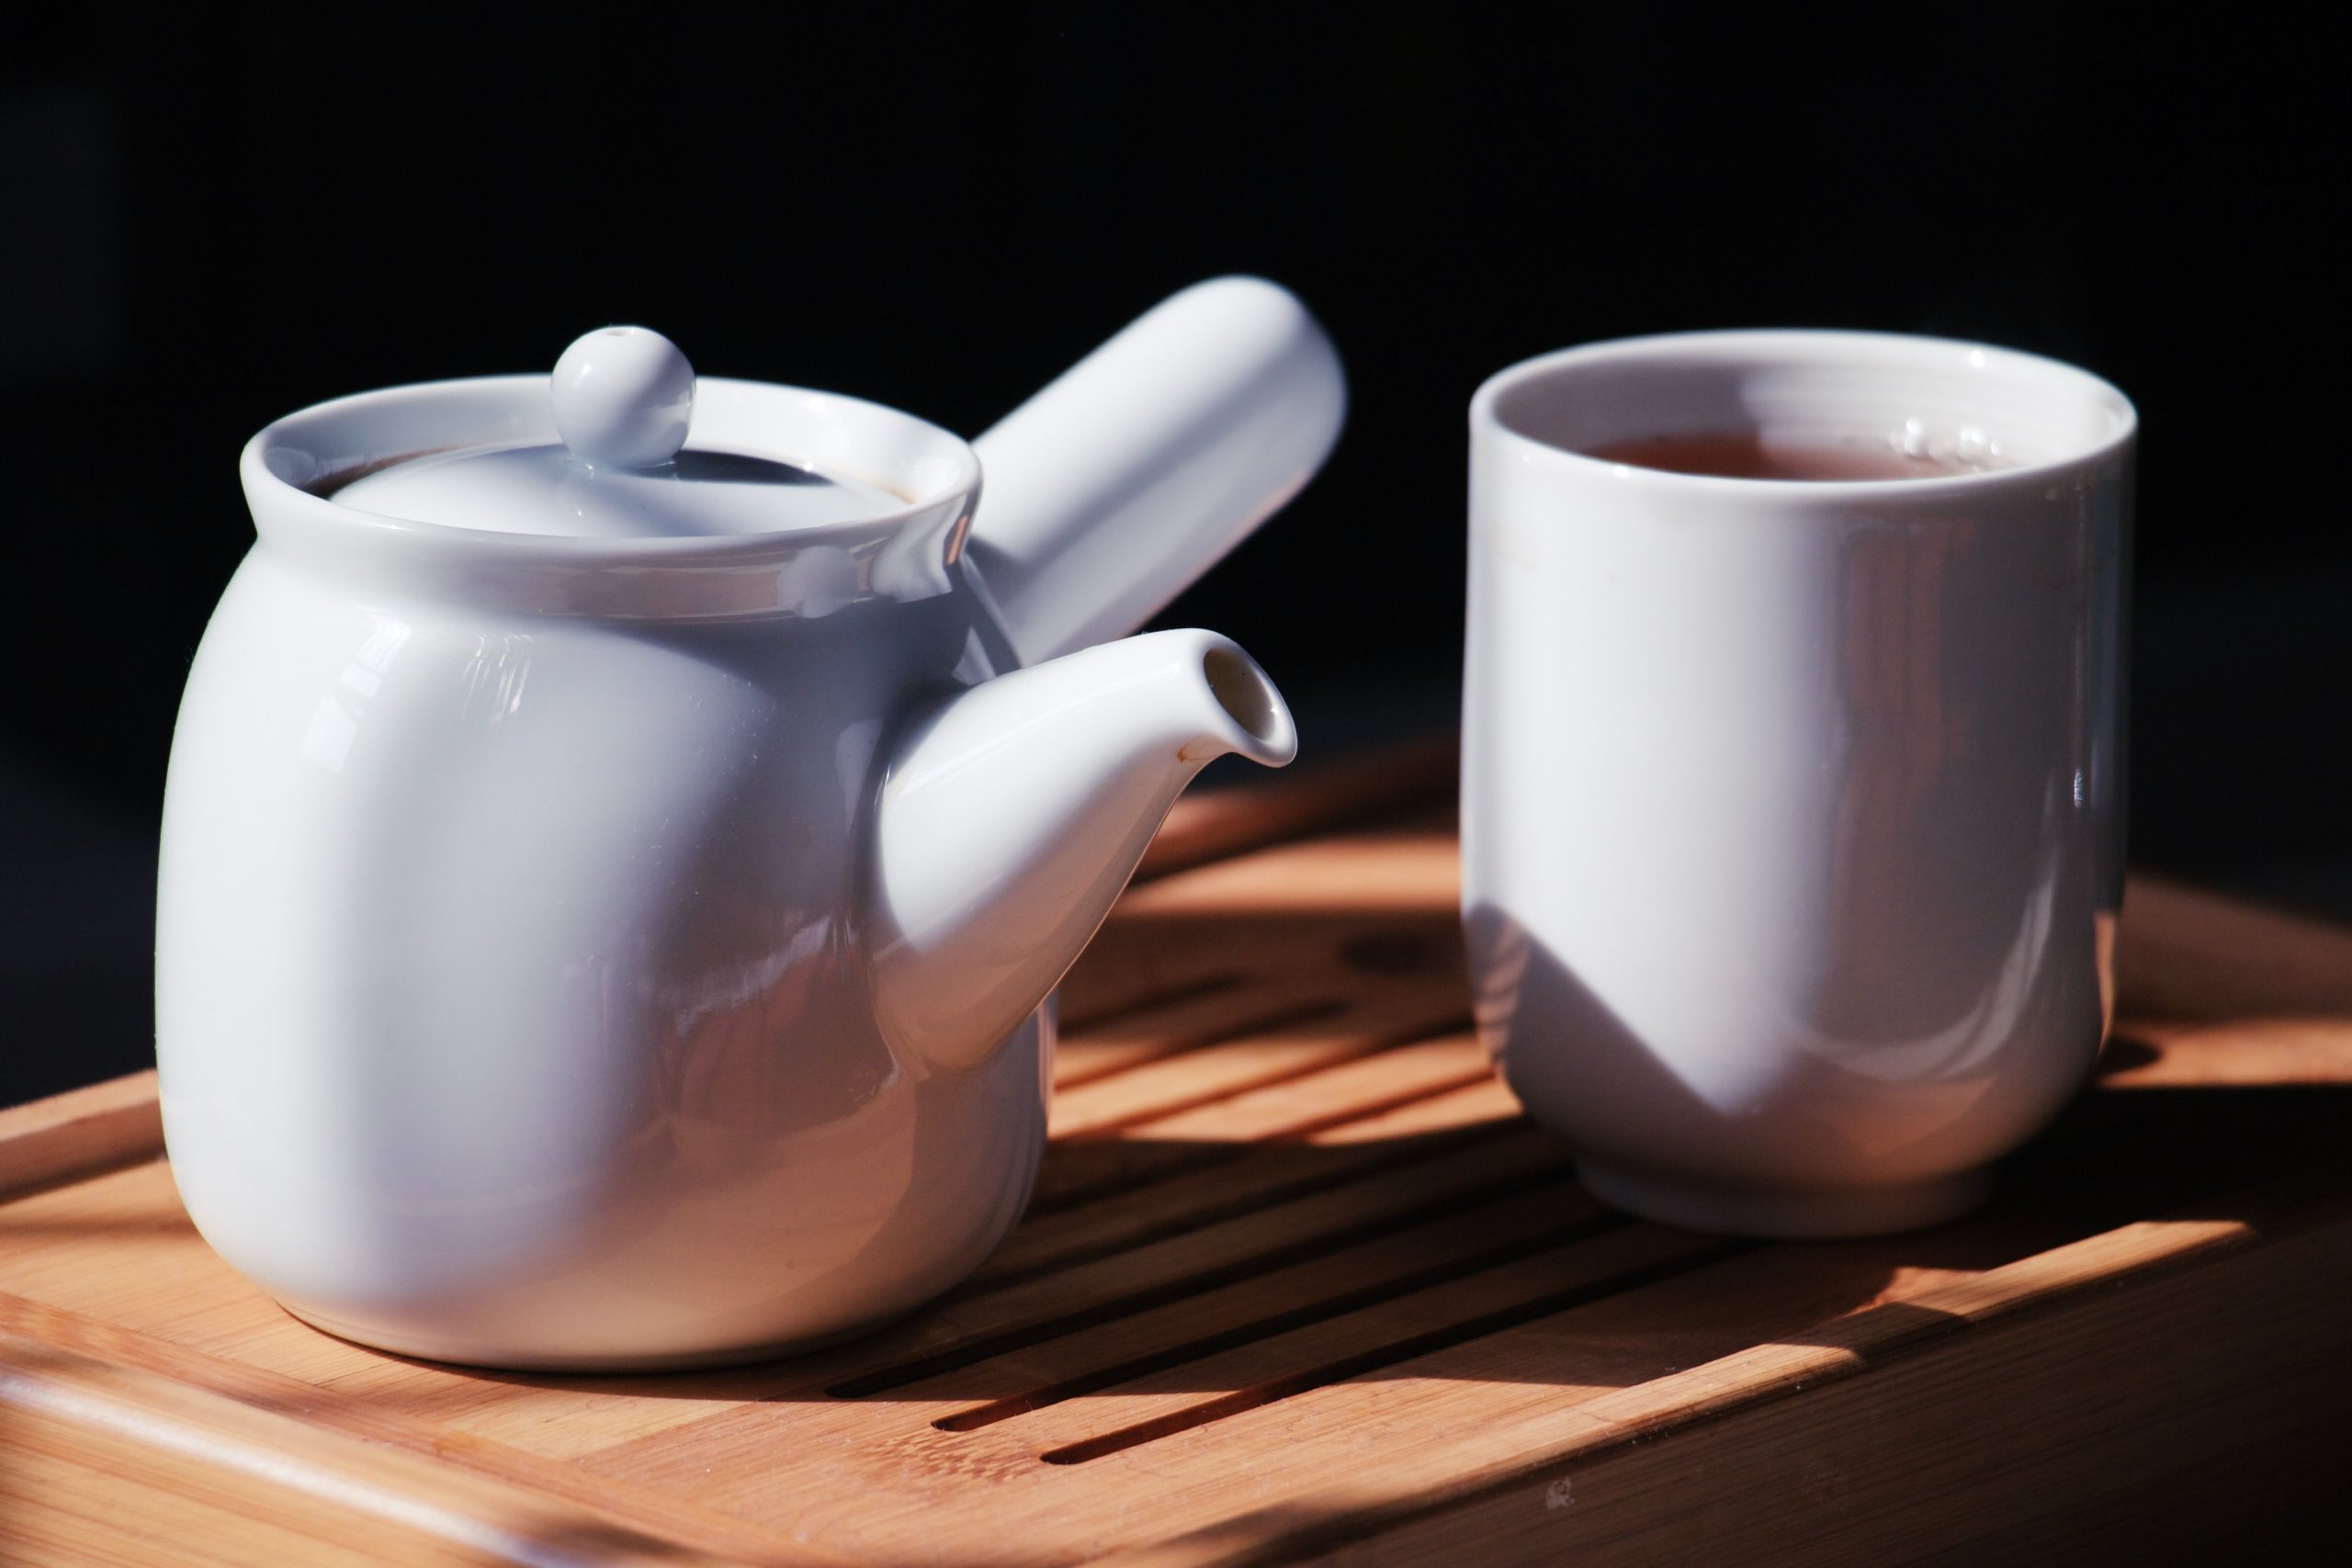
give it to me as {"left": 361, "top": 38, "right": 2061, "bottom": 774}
{"left": 551, "top": 326, "right": 695, "bottom": 468}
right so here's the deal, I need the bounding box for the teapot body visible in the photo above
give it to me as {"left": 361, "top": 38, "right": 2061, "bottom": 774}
{"left": 155, "top": 279, "right": 1340, "bottom": 1369}
{"left": 158, "top": 536, "right": 1046, "bottom": 1369}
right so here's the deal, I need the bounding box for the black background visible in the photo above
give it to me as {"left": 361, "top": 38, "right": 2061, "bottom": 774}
{"left": 2, "top": 6, "right": 2345, "bottom": 1111}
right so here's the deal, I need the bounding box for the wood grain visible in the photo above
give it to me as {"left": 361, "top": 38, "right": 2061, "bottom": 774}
{"left": 0, "top": 1307, "right": 830, "bottom": 1566}
{"left": 1271, "top": 1202, "right": 2352, "bottom": 1566}
{"left": 0, "top": 1070, "right": 163, "bottom": 1199}
{"left": 1136, "top": 737, "right": 1455, "bottom": 884}
{"left": 5, "top": 752, "right": 2350, "bottom": 1565}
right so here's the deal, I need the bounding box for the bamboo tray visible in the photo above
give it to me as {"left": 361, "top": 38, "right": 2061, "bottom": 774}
{"left": 5, "top": 749, "right": 2350, "bottom": 1565}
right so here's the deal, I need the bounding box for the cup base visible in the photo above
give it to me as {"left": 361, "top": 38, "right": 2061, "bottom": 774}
{"left": 1575, "top": 1159, "right": 1995, "bottom": 1239}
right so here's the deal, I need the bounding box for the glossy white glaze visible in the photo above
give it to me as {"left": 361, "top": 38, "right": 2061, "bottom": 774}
{"left": 549, "top": 324, "right": 695, "bottom": 468}
{"left": 873, "top": 628, "right": 1295, "bottom": 1071}
{"left": 156, "top": 286, "right": 1333, "bottom": 1368}
{"left": 341, "top": 328, "right": 904, "bottom": 539}
{"left": 1464, "top": 331, "right": 2134, "bottom": 1237}
{"left": 967, "top": 276, "right": 1347, "bottom": 665}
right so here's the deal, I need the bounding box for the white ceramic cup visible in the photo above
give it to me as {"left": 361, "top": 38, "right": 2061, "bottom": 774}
{"left": 1463, "top": 331, "right": 2134, "bottom": 1237}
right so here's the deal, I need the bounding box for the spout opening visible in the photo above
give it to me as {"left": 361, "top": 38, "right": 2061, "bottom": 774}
{"left": 1203, "top": 644, "right": 1297, "bottom": 766}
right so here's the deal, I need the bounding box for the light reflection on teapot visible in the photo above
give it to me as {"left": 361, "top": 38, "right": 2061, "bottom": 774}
{"left": 155, "top": 278, "right": 1342, "bottom": 1370}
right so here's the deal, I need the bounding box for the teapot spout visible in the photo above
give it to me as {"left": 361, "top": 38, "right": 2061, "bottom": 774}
{"left": 868, "top": 629, "right": 1295, "bottom": 1068}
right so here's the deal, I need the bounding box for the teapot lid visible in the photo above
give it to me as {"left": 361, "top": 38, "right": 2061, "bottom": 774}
{"left": 334, "top": 328, "right": 906, "bottom": 538}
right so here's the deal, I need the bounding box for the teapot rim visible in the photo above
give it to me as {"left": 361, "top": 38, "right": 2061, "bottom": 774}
{"left": 239, "top": 375, "right": 984, "bottom": 620}
{"left": 247, "top": 374, "right": 982, "bottom": 554}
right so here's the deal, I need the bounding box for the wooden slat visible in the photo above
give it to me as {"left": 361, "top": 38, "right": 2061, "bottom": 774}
{"left": 1280, "top": 1201, "right": 2352, "bottom": 1566}
{"left": 1136, "top": 737, "right": 1455, "bottom": 884}
{"left": 565, "top": 1182, "right": 1618, "bottom": 1499}
{"left": 1116, "top": 826, "right": 1461, "bottom": 920}
{"left": 989, "top": 1224, "right": 1734, "bottom": 1464}
{"left": 818, "top": 1129, "right": 1582, "bottom": 1399}
{"left": 968, "top": 1076, "right": 1522, "bottom": 1292}
{"left": 840, "top": 1210, "right": 2260, "bottom": 1568}
{"left": 1056, "top": 1068, "right": 2352, "bottom": 1541}
{"left": 1046, "top": 984, "right": 1466, "bottom": 1141}
{"left": 557, "top": 1075, "right": 2278, "bottom": 1564}
{"left": 920, "top": 1180, "right": 1607, "bottom": 1431}
{"left": 0, "top": 1069, "right": 163, "bottom": 1197}
{"left": 1034, "top": 1033, "right": 1490, "bottom": 1211}
{"left": 1004, "top": 1122, "right": 2352, "bottom": 1565}
{"left": 1055, "top": 978, "right": 1330, "bottom": 1089}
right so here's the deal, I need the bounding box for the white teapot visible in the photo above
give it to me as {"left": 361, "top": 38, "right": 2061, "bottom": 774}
{"left": 156, "top": 278, "right": 1343, "bottom": 1369}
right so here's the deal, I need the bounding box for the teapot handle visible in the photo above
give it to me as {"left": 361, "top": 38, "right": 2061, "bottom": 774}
{"left": 966, "top": 276, "right": 1346, "bottom": 665}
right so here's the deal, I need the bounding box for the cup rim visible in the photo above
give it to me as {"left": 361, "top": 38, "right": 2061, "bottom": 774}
{"left": 1470, "top": 328, "right": 2137, "bottom": 497}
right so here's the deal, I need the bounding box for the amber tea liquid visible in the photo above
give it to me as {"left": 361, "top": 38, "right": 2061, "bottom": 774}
{"left": 1583, "top": 431, "right": 2008, "bottom": 481}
